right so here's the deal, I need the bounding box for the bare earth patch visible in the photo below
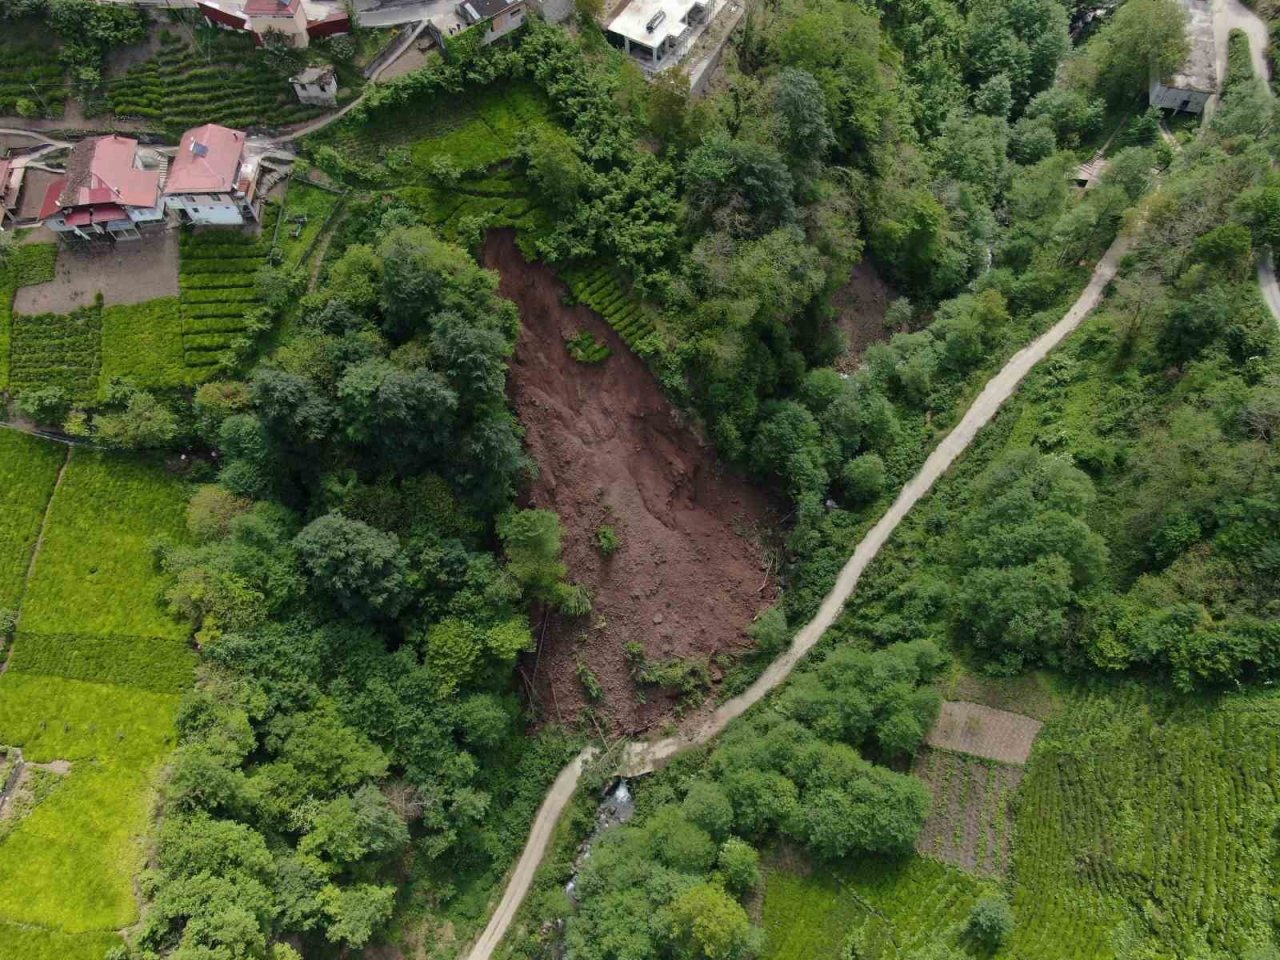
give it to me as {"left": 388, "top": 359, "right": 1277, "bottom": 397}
{"left": 912, "top": 748, "right": 1021, "bottom": 878}
{"left": 925, "top": 700, "right": 1043, "bottom": 765}
{"left": 831, "top": 259, "right": 898, "bottom": 372}
{"left": 483, "top": 230, "right": 777, "bottom": 734}
{"left": 13, "top": 229, "right": 179, "bottom": 315}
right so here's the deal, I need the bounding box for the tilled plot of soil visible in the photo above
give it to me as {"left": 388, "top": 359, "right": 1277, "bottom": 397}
{"left": 912, "top": 747, "right": 1022, "bottom": 878}
{"left": 483, "top": 230, "right": 777, "bottom": 733}
{"left": 925, "top": 700, "right": 1043, "bottom": 765}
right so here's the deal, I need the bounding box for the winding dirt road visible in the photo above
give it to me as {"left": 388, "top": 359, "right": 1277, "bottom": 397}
{"left": 464, "top": 232, "right": 1133, "bottom": 960}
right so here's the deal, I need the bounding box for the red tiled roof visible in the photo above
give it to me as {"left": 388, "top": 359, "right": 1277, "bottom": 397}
{"left": 244, "top": 0, "right": 300, "bottom": 15}
{"left": 165, "top": 124, "right": 246, "bottom": 195}
{"left": 65, "top": 204, "right": 128, "bottom": 227}
{"left": 38, "top": 177, "right": 66, "bottom": 220}
{"left": 53, "top": 136, "right": 160, "bottom": 213}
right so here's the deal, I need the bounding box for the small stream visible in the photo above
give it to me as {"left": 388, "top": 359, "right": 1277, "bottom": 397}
{"left": 564, "top": 778, "right": 636, "bottom": 902}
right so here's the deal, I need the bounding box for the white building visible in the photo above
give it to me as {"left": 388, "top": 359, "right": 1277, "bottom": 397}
{"left": 605, "top": 0, "right": 713, "bottom": 70}
{"left": 456, "top": 0, "right": 526, "bottom": 44}
{"left": 1149, "top": 0, "right": 1216, "bottom": 114}
{"left": 290, "top": 65, "right": 338, "bottom": 106}
{"left": 163, "top": 124, "right": 261, "bottom": 226}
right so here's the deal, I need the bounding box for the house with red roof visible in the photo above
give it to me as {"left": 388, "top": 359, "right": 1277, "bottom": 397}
{"left": 163, "top": 124, "right": 261, "bottom": 226}
{"left": 39, "top": 135, "right": 164, "bottom": 242}
{"left": 195, "top": 0, "right": 351, "bottom": 47}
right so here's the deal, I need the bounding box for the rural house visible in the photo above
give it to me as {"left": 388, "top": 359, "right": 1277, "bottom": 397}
{"left": 1149, "top": 0, "right": 1216, "bottom": 113}
{"left": 605, "top": 0, "right": 714, "bottom": 70}
{"left": 196, "top": 0, "right": 352, "bottom": 46}
{"left": 290, "top": 65, "right": 338, "bottom": 106}
{"left": 456, "top": 0, "right": 527, "bottom": 44}
{"left": 39, "top": 135, "right": 164, "bottom": 242}
{"left": 163, "top": 124, "right": 262, "bottom": 226}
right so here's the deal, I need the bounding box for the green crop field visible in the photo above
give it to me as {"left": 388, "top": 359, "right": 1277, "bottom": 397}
{"left": 8, "top": 305, "right": 103, "bottom": 402}
{"left": 0, "top": 242, "right": 58, "bottom": 391}
{"left": 0, "top": 431, "right": 64, "bottom": 609}
{"left": 759, "top": 684, "right": 1280, "bottom": 960}
{"left": 108, "top": 29, "right": 322, "bottom": 133}
{"left": 1006, "top": 685, "right": 1280, "bottom": 960}
{"left": 0, "top": 436, "right": 191, "bottom": 957}
{"left": 20, "top": 450, "right": 188, "bottom": 639}
{"left": 99, "top": 297, "right": 195, "bottom": 393}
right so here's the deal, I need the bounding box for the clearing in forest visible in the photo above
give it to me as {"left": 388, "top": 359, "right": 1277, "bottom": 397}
{"left": 0, "top": 436, "right": 191, "bottom": 960}
{"left": 483, "top": 229, "right": 778, "bottom": 733}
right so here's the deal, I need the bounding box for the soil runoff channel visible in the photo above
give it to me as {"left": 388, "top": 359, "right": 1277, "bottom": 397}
{"left": 465, "top": 232, "right": 1132, "bottom": 960}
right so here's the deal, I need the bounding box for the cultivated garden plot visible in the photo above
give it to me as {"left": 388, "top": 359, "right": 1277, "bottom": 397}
{"left": 911, "top": 748, "right": 1021, "bottom": 878}
{"left": 0, "top": 243, "right": 57, "bottom": 391}
{"left": 924, "top": 701, "right": 1043, "bottom": 765}
{"left": 0, "top": 440, "right": 190, "bottom": 959}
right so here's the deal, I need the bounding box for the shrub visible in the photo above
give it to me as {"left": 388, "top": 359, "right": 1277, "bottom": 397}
{"left": 747, "top": 606, "right": 789, "bottom": 655}
{"left": 576, "top": 661, "right": 603, "bottom": 701}
{"left": 840, "top": 453, "right": 886, "bottom": 506}
{"left": 15, "top": 386, "right": 70, "bottom": 426}
{"left": 966, "top": 895, "right": 1013, "bottom": 950}
{"left": 596, "top": 524, "right": 620, "bottom": 556}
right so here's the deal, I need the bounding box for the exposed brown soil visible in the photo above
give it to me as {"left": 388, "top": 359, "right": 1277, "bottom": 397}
{"left": 483, "top": 230, "right": 777, "bottom": 734}
{"left": 12, "top": 228, "right": 179, "bottom": 315}
{"left": 925, "top": 700, "right": 1043, "bottom": 765}
{"left": 912, "top": 747, "right": 1022, "bottom": 878}
{"left": 830, "top": 258, "right": 898, "bottom": 372}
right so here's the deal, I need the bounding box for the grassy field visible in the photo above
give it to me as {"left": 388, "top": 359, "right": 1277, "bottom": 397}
{"left": 762, "top": 853, "right": 989, "bottom": 960}
{"left": 0, "top": 431, "right": 65, "bottom": 610}
{"left": 0, "top": 438, "right": 191, "bottom": 955}
{"left": 277, "top": 178, "right": 344, "bottom": 267}
{"left": 0, "top": 243, "right": 59, "bottom": 391}
{"left": 315, "top": 81, "right": 551, "bottom": 176}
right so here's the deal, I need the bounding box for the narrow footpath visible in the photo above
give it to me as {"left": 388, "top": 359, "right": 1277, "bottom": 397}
{"left": 465, "top": 231, "right": 1132, "bottom": 960}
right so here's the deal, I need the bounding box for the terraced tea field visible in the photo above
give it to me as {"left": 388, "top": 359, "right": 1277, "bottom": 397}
{"left": 0, "top": 243, "right": 58, "bottom": 391}
{"left": 108, "top": 30, "right": 321, "bottom": 133}
{"left": 559, "top": 264, "right": 657, "bottom": 355}
{"left": 0, "top": 436, "right": 192, "bottom": 959}
{"left": 178, "top": 210, "right": 278, "bottom": 371}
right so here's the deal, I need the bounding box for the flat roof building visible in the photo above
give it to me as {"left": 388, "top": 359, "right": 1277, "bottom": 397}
{"left": 605, "top": 0, "right": 711, "bottom": 70}
{"left": 1150, "top": 0, "right": 1216, "bottom": 114}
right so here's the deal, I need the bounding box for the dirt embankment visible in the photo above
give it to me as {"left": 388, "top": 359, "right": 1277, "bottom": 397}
{"left": 482, "top": 230, "right": 777, "bottom": 734}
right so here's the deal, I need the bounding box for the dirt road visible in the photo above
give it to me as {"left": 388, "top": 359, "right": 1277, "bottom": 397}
{"left": 463, "top": 232, "right": 1132, "bottom": 960}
